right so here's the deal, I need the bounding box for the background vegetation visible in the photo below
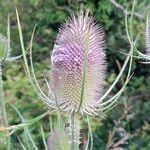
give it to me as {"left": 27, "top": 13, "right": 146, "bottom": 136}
{"left": 0, "top": 0, "right": 150, "bottom": 149}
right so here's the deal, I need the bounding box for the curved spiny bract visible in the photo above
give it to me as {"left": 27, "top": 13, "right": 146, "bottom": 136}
{"left": 50, "top": 11, "right": 106, "bottom": 114}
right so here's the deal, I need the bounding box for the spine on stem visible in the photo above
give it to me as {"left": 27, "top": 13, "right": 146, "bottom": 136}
{"left": 67, "top": 113, "right": 81, "bottom": 150}
{"left": 0, "top": 64, "right": 10, "bottom": 150}
{"left": 0, "top": 64, "right": 8, "bottom": 127}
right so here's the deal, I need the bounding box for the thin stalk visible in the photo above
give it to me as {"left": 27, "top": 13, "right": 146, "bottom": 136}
{"left": 40, "top": 126, "right": 48, "bottom": 150}
{"left": 86, "top": 115, "right": 93, "bottom": 150}
{"left": 17, "top": 137, "right": 27, "bottom": 150}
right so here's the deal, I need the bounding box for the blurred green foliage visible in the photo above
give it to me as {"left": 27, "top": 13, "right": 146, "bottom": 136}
{"left": 0, "top": 0, "right": 150, "bottom": 149}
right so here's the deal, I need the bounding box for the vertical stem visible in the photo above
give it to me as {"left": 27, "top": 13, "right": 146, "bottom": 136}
{"left": 0, "top": 64, "right": 10, "bottom": 150}
{"left": 0, "top": 64, "right": 7, "bottom": 126}
{"left": 70, "top": 112, "right": 80, "bottom": 150}
{"left": 71, "top": 111, "right": 75, "bottom": 150}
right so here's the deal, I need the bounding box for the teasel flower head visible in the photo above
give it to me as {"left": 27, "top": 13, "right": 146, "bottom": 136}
{"left": 50, "top": 11, "right": 106, "bottom": 115}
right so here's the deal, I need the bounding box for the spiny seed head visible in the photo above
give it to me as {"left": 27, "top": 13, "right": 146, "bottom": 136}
{"left": 50, "top": 11, "right": 106, "bottom": 114}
